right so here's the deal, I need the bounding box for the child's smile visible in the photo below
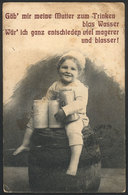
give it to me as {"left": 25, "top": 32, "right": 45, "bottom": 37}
{"left": 58, "top": 59, "right": 78, "bottom": 84}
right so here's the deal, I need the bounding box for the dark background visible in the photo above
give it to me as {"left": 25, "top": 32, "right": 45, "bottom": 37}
{"left": 3, "top": 56, "right": 125, "bottom": 168}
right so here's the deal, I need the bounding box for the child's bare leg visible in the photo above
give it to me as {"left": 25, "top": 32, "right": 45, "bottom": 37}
{"left": 13, "top": 117, "right": 34, "bottom": 156}
{"left": 66, "top": 144, "right": 83, "bottom": 176}
{"left": 65, "top": 119, "right": 84, "bottom": 176}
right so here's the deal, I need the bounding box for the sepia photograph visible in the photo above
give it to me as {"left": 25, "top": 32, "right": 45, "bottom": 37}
{"left": 3, "top": 2, "right": 125, "bottom": 193}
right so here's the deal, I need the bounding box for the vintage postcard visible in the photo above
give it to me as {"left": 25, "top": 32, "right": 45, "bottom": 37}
{"left": 3, "top": 2, "right": 125, "bottom": 193}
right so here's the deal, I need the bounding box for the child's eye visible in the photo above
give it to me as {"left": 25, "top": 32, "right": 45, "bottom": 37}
{"left": 71, "top": 67, "right": 76, "bottom": 71}
{"left": 61, "top": 65, "right": 68, "bottom": 69}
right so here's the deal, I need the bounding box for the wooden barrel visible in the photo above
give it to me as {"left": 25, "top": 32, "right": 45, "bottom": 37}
{"left": 28, "top": 126, "right": 101, "bottom": 192}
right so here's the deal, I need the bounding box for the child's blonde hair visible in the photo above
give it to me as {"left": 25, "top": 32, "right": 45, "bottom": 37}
{"left": 58, "top": 50, "right": 86, "bottom": 72}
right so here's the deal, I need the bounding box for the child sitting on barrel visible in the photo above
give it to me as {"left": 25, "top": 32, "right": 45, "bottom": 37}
{"left": 13, "top": 50, "right": 89, "bottom": 176}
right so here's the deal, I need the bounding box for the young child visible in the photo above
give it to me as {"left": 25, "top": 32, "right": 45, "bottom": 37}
{"left": 13, "top": 50, "right": 89, "bottom": 176}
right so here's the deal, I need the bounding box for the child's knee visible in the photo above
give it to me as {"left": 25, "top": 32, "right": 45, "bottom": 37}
{"left": 65, "top": 118, "right": 83, "bottom": 132}
{"left": 65, "top": 118, "right": 84, "bottom": 146}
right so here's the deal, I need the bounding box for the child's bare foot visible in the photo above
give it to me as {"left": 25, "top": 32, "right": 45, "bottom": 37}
{"left": 66, "top": 145, "right": 82, "bottom": 176}
{"left": 13, "top": 145, "right": 29, "bottom": 155}
{"left": 66, "top": 169, "right": 77, "bottom": 176}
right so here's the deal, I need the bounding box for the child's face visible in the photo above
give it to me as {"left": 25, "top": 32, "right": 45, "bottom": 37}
{"left": 58, "top": 59, "right": 78, "bottom": 84}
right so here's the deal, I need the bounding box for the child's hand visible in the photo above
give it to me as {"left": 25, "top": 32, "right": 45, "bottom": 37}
{"left": 54, "top": 109, "right": 66, "bottom": 122}
{"left": 13, "top": 145, "right": 30, "bottom": 156}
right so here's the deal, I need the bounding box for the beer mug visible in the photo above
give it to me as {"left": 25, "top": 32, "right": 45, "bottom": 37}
{"left": 49, "top": 100, "right": 64, "bottom": 128}
{"left": 59, "top": 90, "right": 79, "bottom": 123}
{"left": 33, "top": 100, "right": 48, "bottom": 129}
